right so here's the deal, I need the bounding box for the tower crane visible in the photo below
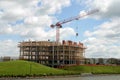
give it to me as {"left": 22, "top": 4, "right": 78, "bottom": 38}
{"left": 50, "top": 9, "right": 99, "bottom": 43}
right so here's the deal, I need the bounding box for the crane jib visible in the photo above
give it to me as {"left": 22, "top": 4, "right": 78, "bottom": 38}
{"left": 50, "top": 9, "right": 99, "bottom": 42}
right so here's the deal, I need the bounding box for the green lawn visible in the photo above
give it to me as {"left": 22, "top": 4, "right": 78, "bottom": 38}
{"left": 63, "top": 65, "right": 120, "bottom": 74}
{"left": 0, "top": 60, "right": 74, "bottom": 77}
{"left": 1, "top": 60, "right": 120, "bottom": 77}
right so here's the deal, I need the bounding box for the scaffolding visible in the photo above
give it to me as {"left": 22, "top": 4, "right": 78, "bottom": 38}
{"left": 18, "top": 40, "right": 86, "bottom": 67}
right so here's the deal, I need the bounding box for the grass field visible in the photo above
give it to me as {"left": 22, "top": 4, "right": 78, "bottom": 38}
{"left": 0, "top": 60, "right": 120, "bottom": 77}
{"left": 0, "top": 60, "right": 75, "bottom": 77}
{"left": 63, "top": 65, "right": 120, "bottom": 74}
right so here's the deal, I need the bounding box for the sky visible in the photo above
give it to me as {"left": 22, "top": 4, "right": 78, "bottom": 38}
{"left": 0, "top": 0, "right": 120, "bottom": 58}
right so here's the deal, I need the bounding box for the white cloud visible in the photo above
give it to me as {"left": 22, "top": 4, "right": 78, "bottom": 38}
{"left": 24, "top": 15, "right": 55, "bottom": 27}
{"left": 83, "top": 18, "right": 120, "bottom": 58}
{"left": 0, "top": 40, "right": 18, "bottom": 57}
{"left": 80, "top": 0, "right": 120, "bottom": 58}
{"left": 0, "top": 0, "right": 71, "bottom": 35}
{"left": 60, "top": 27, "right": 76, "bottom": 40}
{"left": 86, "top": 0, "right": 120, "bottom": 18}
{"left": 0, "top": 25, "right": 13, "bottom": 34}
{"left": 84, "top": 30, "right": 92, "bottom": 37}
{"left": 85, "top": 18, "right": 120, "bottom": 39}
{"left": 36, "top": 0, "right": 71, "bottom": 15}
{"left": 0, "top": 0, "right": 73, "bottom": 57}
{"left": 19, "top": 27, "right": 75, "bottom": 41}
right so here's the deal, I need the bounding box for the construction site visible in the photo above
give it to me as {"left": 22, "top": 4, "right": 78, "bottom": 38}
{"left": 18, "top": 9, "right": 99, "bottom": 67}
{"left": 18, "top": 40, "right": 86, "bottom": 67}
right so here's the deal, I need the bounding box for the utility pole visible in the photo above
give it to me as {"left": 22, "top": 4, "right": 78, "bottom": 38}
{"left": 52, "top": 41, "right": 54, "bottom": 67}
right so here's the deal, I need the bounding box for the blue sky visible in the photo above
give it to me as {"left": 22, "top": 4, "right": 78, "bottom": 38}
{"left": 0, "top": 0, "right": 120, "bottom": 58}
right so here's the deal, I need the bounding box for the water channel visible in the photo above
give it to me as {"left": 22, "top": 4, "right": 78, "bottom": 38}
{"left": 16, "top": 75, "right": 120, "bottom": 80}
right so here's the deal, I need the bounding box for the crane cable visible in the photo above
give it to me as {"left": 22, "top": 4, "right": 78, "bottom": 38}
{"left": 76, "top": 26, "right": 78, "bottom": 37}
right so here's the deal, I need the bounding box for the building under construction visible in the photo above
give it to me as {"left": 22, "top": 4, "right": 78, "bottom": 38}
{"left": 18, "top": 40, "right": 86, "bottom": 67}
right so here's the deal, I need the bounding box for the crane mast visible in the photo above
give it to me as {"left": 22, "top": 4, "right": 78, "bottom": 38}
{"left": 50, "top": 9, "right": 99, "bottom": 43}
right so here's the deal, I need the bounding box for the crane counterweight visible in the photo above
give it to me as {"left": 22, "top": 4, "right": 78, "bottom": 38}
{"left": 50, "top": 24, "right": 55, "bottom": 28}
